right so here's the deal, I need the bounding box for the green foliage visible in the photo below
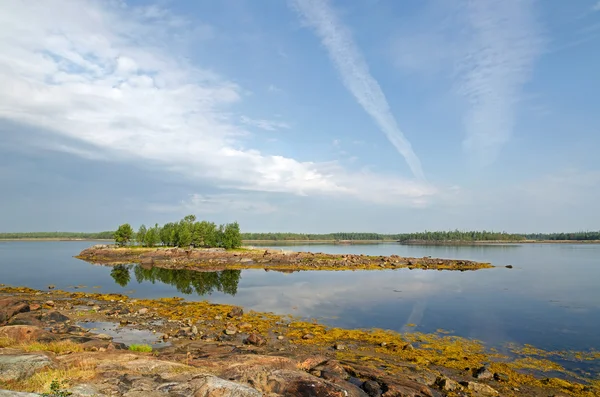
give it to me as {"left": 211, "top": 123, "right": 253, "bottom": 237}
{"left": 136, "top": 224, "right": 147, "bottom": 246}
{"left": 144, "top": 225, "right": 159, "bottom": 247}
{"left": 133, "top": 265, "right": 241, "bottom": 296}
{"left": 128, "top": 344, "right": 152, "bottom": 352}
{"left": 110, "top": 264, "right": 131, "bottom": 287}
{"left": 42, "top": 379, "right": 72, "bottom": 397}
{"left": 223, "top": 222, "right": 242, "bottom": 249}
{"left": 114, "top": 223, "right": 134, "bottom": 246}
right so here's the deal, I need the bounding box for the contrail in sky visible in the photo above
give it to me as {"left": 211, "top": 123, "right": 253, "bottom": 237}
{"left": 290, "top": 0, "right": 425, "bottom": 180}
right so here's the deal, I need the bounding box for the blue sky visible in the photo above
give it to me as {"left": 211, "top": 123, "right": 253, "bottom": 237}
{"left": 0, "top": 0, "right": 599, "bottom": 233}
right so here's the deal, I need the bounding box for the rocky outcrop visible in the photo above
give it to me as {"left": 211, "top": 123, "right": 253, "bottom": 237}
{"left": 0, "top": 353, "right": 54, "bottom": 382}
{"left": 77, "top": 246, "right": 492, "bottom": 272}
{"left": 0, "top": 299, "right": 29, "bottom": 325}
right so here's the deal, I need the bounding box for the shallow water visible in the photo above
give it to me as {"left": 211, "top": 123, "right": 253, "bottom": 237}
{"left": 1, "top": 241, "right": 599, "bottom": 357}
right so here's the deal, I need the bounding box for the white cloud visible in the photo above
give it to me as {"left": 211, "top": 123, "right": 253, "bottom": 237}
{"left": 457, "top": 0, "right": 543, "bottom": 164}
{"left": 289, "top": 0, "right": 425, "bottom": 180}
{"left": 240, "top": 115, "right": 290, "bottom": 131}
{"left": 0, "top": 0, "right": 437, "bottom": 207}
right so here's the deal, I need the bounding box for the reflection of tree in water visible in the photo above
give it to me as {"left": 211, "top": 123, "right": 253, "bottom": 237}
{"left": 131, "top": 265, "right": 241, "bottom": 296}
{"left": 110, "top": 264, "right": 132, "bottom": 287}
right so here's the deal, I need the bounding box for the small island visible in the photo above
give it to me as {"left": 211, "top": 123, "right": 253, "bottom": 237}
{"left": 74, "top": 216, "right": 492, "bottom": 272}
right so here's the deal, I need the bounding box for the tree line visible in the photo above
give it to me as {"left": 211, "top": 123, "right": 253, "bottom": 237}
{"left": 0, "top": 231, "right": 114, "bottom": 239}
{"left": 241, "top": 230, "right": 600, "bottom": 242}
{"left": 113, "top": 215, "right": 242, "bottom": 249}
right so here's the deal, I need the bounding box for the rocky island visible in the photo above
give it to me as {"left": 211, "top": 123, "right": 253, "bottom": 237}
{"left": 76, "top": 245, "right": 493, "bottom": 272}
{"left": 1, "top": 285, "right": 598, "bottom": 397}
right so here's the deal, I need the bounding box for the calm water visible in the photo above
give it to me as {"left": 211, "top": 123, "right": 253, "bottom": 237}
{"left": 1, "top": 241, "right": 599, "bottom": 356}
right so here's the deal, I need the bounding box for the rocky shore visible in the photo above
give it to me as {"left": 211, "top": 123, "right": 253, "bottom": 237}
{"left": 1, "top": 286, "right": 598, "bottom": 397}
{"left": 76, "top": 246, "right": 493, "bottom": 272}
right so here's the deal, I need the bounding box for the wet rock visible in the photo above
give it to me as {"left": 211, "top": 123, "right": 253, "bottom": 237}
{"left": 120, "top": 320, "right": 129, "bottom": 326}
{"left": 435, "top": 376, "right": 461, "bottom": 392}
{"left": 505, "top": 265, "right": 513, "bottom": 269}
{"left": 7, "top": 312, "right": 43, "bottom": 327}
{"left": 473, "top": 366, "right": 494, "bottom": 380}
{"left": 362, "top": 380, "right": 382, "bottom": 397}
{"left": 302, "top": 333, "right": 314, "bottom": 340}
{"left": 493, "top": 372, "right": 509, "bottom": 382}
{"left": 0, "top": 325, "right": 49, "bottom": 343}
{"left": 43, "top": 311, "right": 69, "bottom": 323}
{"left": 0, "top": 353, "right": 54, "bottom": 381}
{"left": 48, "top": 285, "right": 56, "bottom": 290}
{"left": 225, "top": 325, "right": 238, "bottom": 335}
{"left": 193, "top": 375, "right": 262, "bottom": 397}
{"left": 460, "top": 381, "right": 499, "bottom": 396}
{"left": 228, "top": 307, "right": 244, "bottom": 318}
{"left": 244, "top": 333, "right": 266, "bottom": 346}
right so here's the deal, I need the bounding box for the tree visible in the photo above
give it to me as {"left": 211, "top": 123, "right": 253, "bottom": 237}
{"left": 136, "top": 225, "right": 147, "bottom": 246}
{"left": 222, "top": 222, "right": 242, "bottom": 249}
{"left": 178, "top": 223, "right": 192, "bottom": 247}
{"left": 144, "top": 226, "right": 158, "bottom": 247}
{"left": 114, "top": 224, "right": 134, "bottom": 246}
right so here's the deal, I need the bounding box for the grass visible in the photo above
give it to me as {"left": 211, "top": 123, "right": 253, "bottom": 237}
{"left": 128, "top": 344, "right": 152, "bottom": 353}
{"left": 5, "top": 364, "right": 96, "bottom": 394}
{"left": 0, "top": 338, "right": 82, "bottom": 354}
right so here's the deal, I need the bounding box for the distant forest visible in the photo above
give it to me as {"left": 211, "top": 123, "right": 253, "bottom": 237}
{"left": 1, "top": 230, "right": 599, "bottom": 242}
{"left": 0, "top": 231, "right": 114, "bottom": 239}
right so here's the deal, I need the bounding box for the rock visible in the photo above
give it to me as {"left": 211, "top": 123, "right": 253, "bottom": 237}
{"left": 43, "top": 311, "right": 69, "bottom": 323}
{"left": 0, "top": 391, "right": 40, "bottom": 397}
{"left": 0, "top": 299, "right": 30, "bottom": 324}
{"left": 0, "top": 325, "right": 49, "bottom": 343}
{"left": 45, "top": 300, "right": 55, "bottom": 307}
{"left": 95, "top": 333, "right": 113, "bottom": 341}
{"left": 334, "top": 343, "right": 346, "bottom": 350}
{"left": 48, "top": 285, "right": 56, "bottom": 290}
{"left": 302, "top": 333, "right": 314, "bottom": 340}
{"left": 225, "top": 325, "right": 238, "bottom": 335}
{"left": 120, "top": 320, "right": 129, "bottom": 326}
{"left": 191, "top": 325, "right": 199, "bottom": 335}
{"left": 473, "top": 366, "right": 494, "bottom": 380}
{"left": 362, "top": 380, "right": 382, "bottom": 397}
{"left": 493, "top": 372, "right": 509, "bottom": 382}
{"left": 228, "top": 307, "right": 244, "bottom": 318}
{"left": 0, "top": 354, "right": 54, "bottom": 382}
{"left": 244, "top": 333, "right": 266, "bottom": 346}
{"left": 214, "top": 315, "right": 223, "bottom": 320}
{"left": 379, "top": 342, "right": 387, "bottom": 347}
{"left": 402, "top": 343, "right": 415, "bottom": 351}
{"left": 29, "top": 304, "right": 41, "bottom": 311}
{"left": 505, "top": 265, "right": 513, "bottom": 268}
{"left": 69, "top": 384, "right": 106, "bottom": 397}
{"left": 138, "top": 308, "right": 148, "bottom": 315}
{"left": 277, "top": 335, "right": 284, "bottom": 340}
{"left": 7, "top": 312, "right": 43, "bottom": 327}
{"left": 435, "top": 376, "right": 461, "bottom": 392}
{"left": 460, "top": 381, "right": 499, "bottom": 396}
{"left": 193, "top": 375, "right": 262, "bottom": 397}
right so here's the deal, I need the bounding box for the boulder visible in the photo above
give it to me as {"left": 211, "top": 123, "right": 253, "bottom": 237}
{"left": 435, "top": 376, "right": 461, "bottom": 392}
{"left": 228, "top": 307, "right": 244, "bottom": 318}
{"left": 263, "top": 369, "right": 366, "bottom": 397}
{"left": 244, "top": 333, "right": 266, "bottom": 346}
{"left": 0, "top": 353, "right": 54, "bottom": 381}
{"left": 362, "top": 380, "right": 382, "bottom": 397}
{"left": 0, "top": 325, "right": 48, "bottom": 343}
{"left": 43, "top": 311, "right": 70, "bottom": 323}
{"left": 0, "top": 299, "right": 29, "bottom": 324}
{"left": 6, "top": 312, "right": 43, "bottom": 327}
{"left": 193, "top": 375, "right": 262, "bottom": 397}
{"left": 68, "top": 384, "right": 106, "bottom": 397}
{"left": 473, "top": 366, "right": 494, "bottom": 380}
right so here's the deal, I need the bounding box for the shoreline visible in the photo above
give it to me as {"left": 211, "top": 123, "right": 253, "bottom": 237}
{"left": 1, "top": 285, "right": 599, "bottom": 397}
{"left": 75, "top": 245, "right": 494, "bottom": 272}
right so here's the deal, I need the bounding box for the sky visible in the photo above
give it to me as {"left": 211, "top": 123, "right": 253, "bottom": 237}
{"left": 0, "top": 0, "right": 599, "bottom": 233}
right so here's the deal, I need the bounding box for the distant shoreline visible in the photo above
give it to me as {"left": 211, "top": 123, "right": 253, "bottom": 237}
{"left": 2, "top": 238, "right": 599, "bottom": 244}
